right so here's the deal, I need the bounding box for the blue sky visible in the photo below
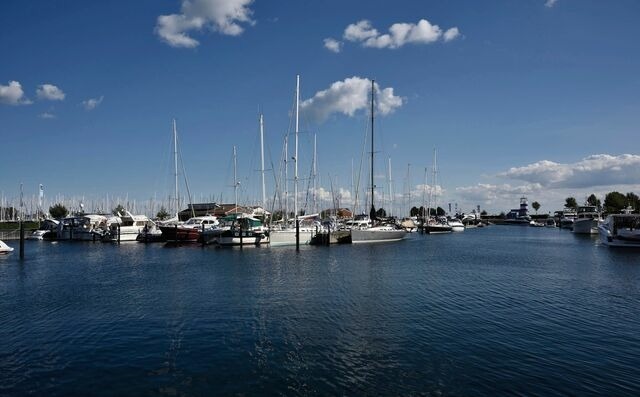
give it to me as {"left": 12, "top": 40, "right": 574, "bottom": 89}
{"left": 1, "top": 0, "right": 639, "bottom": 215}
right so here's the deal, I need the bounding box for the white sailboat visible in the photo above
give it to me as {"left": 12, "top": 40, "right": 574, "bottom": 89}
{"left": 350, "top": 80, "right": 407, "bottom": 244}
{"left": 269, "top": 75, "right": 316, "bottom": 247}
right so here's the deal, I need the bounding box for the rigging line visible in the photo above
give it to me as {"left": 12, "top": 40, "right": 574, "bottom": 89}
{"left": 177, "top": 133, "right": 195, "bottom": 218}
{"left": 353, "top": 107, "right": 370, "bottom": 216}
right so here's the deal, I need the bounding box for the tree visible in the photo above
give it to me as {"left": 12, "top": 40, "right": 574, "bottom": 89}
{"left": 376, "top": 207, "right": 386, "bottom": 218}
{"left": 586, "top": 194, "right": 601, "bottom": 211}
{"left": 532, "top": 201, "right": 541, "bottom": 214}
{"left": 156, "top": 206, "right": 170, "bottom": 220}
{"left": 410, "top": 206, "right": 419, "bottom": 217}
{"left": 604, "top": 191, "right": 627, "bottom": 214}
{"left": 112, "top": 204, "right": 126, "bottom": 216}
{"left": 436, "top": 207, "right": 445, "bottom": 216}
{"left": 49, "top": 203, "right": 68, "bottom": 219}
{"left": 565, "top": 197, "right": 577, "bottom": 209}
{"left": 626, "top": 192, "right": 640, "bottom": 211}
{"left": 480, "top": 210, "right": 488, "bottom": 217}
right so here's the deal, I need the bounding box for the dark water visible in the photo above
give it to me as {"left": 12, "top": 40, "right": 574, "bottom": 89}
{"left": 1, "top": 227, "right": 639, "bottom": 396}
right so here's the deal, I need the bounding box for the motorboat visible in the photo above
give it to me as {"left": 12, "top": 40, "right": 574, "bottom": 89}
{"left": 0, "top": 239, "right": 13, "bottom": 255}
{"left": 545, "top": 218, "right": 557, "bottom": 228}
{"left": 215, "top": 215, "right": 269, "bottom": 246}
{"left": 57, "top": 215, "right": 108, "bottom": 241}
{"left": 421, "top": 216, "right": 452, "bottom": 234}
{"left": 448, "top": 218, "right": 465, "bottom": 232}
{"left": 27, "top": 219, "right": 59, "bottom": 240}
{"left": 159, "top": 215, "right": 219, "bottom": 243}
{"left": 572, "top": 206, "right": 601, "bottom": 235}
{"left": 560, "top": 208, "right": 577, "bottom": 229}
{"left": 103, "top": 211, "right": 159, "bottom": 242}
{"left": 529, "top": 220, "right": 544, "bottom": 227}
{"left": 598, "top": 213, "right": 640, "bottom": 247}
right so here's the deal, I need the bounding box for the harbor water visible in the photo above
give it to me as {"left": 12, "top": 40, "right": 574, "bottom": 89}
{"left": 1, "top": 226, "right": 639, "bottom": 395}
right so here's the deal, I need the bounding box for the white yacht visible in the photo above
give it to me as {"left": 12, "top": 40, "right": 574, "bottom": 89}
{"left": 448, "top": 218, "right": 465, "bottom": 232}
{"left": 0, "top": 239, "right": 14, "bottom": 255}
{"left": 351, "top": 224, "right": 407, "bottom": 244}
{"left": 216, "top": 215, "right": 269, "bottom": 246}
{"left": 350, "top": 81, "right": 407, "bottom": 244}
{"left": 560, "top": 209, "right": 577, "bottom": 229}
{"left": 57, "top": 215, "right": 108, "bottom": 241}
{"left": 104, "top": 211, "right": 159, "bottom": 242}
{"left": 27, "top": 219, "right": 59, "bottom": 240}
{"left": 268, "top": 216, "right": 317, "bottom": 247}
{"left": 572, "top": 206, "right": 601, "bottom": 235}
{"left": 598, "top": 213, "right": 640, "bottom": 247}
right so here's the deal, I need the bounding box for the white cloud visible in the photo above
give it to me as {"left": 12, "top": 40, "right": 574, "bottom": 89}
{"left": 344, "top": 20, "right": 378, "bottom": 42}
{"left": 82, "top": 96, "right": 104, "bottom": 110}
{"left": 38, "top": 112, "right": 56, "bottom": 119}
{"left": 499, "top": 154, "right": 640, "bottom": 188}
{"left": 156, "top": 0, "right": 255, "bottom": 48}
{"left": 300, "top": 76, "right": 404, "bottom": 123}
{"left": 0, "top": 81, "right": 32, "bottom": 105}
{"left": 545, "top": 0, "right": 558, "bottom": 8}
{"left": 36, "top": 84, "right": 65, "bottom": 101}
{"left": 443, "top": 27, "right": 460, "bottom": 42}
{"left": 343, "top": 19, "right": 460, "bottom": 49}
{"left": 323, "top": 38, "right": 342, "bottom": 53}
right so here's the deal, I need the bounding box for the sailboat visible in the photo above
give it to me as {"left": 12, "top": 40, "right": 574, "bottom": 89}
{"left": 268, "top": 75, "right": 317, "bottom": 247}
{"left": 421, "top": 149, "right": 452, "bottom": 234}
{"left": 158, "top": 119, "right": 217, "bottom": 243}
{"left": 350, "top": 80, "right": 407, "bottom": 244}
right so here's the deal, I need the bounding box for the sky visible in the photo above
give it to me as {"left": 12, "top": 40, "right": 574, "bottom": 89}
{"left": 1, "top": 0, "right": 640, "bottom": 216}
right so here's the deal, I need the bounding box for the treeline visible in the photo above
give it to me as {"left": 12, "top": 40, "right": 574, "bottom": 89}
{"left": 562, "top": 192, "right": 639, "bottom": 214}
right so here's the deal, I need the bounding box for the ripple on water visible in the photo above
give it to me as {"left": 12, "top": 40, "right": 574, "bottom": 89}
{"left": 0, "top": 229, "right": 640, "bottom": 395}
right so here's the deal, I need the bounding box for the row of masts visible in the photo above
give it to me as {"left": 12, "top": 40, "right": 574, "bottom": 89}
{"left": 3, "top": 76, "right": 441, "bottom": 222}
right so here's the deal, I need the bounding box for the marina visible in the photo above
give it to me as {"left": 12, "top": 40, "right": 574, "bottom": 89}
{"left": 1, "top": 226, "right": 639, "bottom": 395}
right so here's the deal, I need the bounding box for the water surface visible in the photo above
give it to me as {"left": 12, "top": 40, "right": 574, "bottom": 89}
{"left": 1, "top": 227, "right": 639, "bottom": 395}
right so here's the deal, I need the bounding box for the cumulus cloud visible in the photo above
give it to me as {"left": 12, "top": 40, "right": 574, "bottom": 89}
{"left": 342, "top": 19, "right": 460, "bottom": 49}
{"left": 82, "top": 96, "right": 104, "bottom": 110}
{"left": 545, "top": 0, "right": 558, "bottom": 8}
{"left": 323, "top": 38, "right": 342, "bottom": 53}
{"left": 300, "top": 76, "right": 404, "bottom": 123}
{"left": 0, "top": 81, "right": 32, "bottom": 105}
{"left": 499, "top": 154, "right": 640, "bottom": 188}
{"left": 156, "top": 0, "right": 255, "bottom": 48}
{"left": 36, "top": 84, "right": 65, "bottom": 101}
{"left": 443, "top": 27, "right": 460, "bottom": 42}
{"left": 456, "top": 183, "right": 543, "bottom": 203}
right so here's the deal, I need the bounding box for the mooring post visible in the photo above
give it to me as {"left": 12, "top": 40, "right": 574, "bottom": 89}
{"left": 239, "top": 221, "right": 243, "bottom": 249}
{"left": 296, "top": 219, "right": 300, "bottom": 251}
{"left": 117, "top": 224, "right": 121, "bottom": 244}
{"left": 327, "top": 226, "right": 331, "bottom": 246}
{"left": 19, "top": 219, "right": 24, "bottom": 260}
{"left": 201, "top": 223, "right": 205, "bottom": 247}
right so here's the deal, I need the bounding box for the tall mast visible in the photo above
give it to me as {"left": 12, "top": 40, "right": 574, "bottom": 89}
{"left": 369, "top": 79, "right": 376, "bottom": 220}
{"left": 388, "top": 156, "right": 393, "bottom": 217}
{"left": 233, "top": 146, "right": 238, "bottom": 213}
{"left": 313, "top": 132, "right": 317, "bottom": 214}
{"left": 173, "top": 118, "right": 179, "bottom": 219}
{"left": 294, "top": 74, "right": 299, "bottom": 220}
{"left": 259, "top": 113, "right": 266, "bottom": 209}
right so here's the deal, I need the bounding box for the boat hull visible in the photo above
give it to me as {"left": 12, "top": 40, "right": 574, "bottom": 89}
{"left": 268, "top": 229, "right": 314, "bottom": 247}
{"left": 217, "top": 230, "right": 269, "bottom": 246}
{"left": 350, "top": 229, "right": 407, "bottom": 243}
{"left": 159, "top": 226, "right": 201, "bottom": 242}
{"left": 573, "top": 218, "right": 599, "bottom": 234}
